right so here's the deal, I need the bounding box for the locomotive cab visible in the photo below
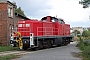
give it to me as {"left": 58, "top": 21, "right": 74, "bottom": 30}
{"left": 58, "top": 18, "right": 65, "bottom": 24}
{"left": 41, "top": 16, "right": 65, "bottom": 24}
{"left": 41, "top": 16, "right": 58, "bottom": 22}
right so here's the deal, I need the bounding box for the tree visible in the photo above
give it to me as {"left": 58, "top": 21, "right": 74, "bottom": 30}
{"left": 79, "top": 0, "right": 90, "bottom": 8}
{"left": 73, "top": 30, "right": 80, "bottom": 36}
{"left": 82, "top": 30, "right": 90, "bottom": 37}
{"left": 88, "top": 28, "right": 90, "bottom": 31}
{"left": 15, "top": 7, "right": 26, "bottom": 17}
{"left": 73, "top": 30, "right": 80, "bottom": 34}
{"left": 12, "top": 1, "right": 26, "bottom": 17}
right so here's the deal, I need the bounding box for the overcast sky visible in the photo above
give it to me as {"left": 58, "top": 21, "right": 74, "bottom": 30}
{"left": 9, "top": 0, "right": 90, "bottom": 27}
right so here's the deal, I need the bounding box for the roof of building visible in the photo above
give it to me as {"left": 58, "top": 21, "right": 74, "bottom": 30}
{"left": 7, "top": 1, "right": 30, "bottom": 20}
{"left": 7, "top": 1, "right": 16, "bottom": 7}
{"left": 15, "top": 12, "right": 30, "bottom": 20}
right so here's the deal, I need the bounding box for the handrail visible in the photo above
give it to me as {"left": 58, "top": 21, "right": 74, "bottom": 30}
{"left": 37, "top": 27, "right": 59, "bottom": 36}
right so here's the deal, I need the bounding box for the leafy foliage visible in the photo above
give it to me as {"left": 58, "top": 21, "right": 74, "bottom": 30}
{"left": 82, "top": 30, "right": 90, "bottom": 37}
{"left": 77, "top": 40, "right": 90, "bottom": 60}
{"left": 72, "top": 30, "right": 80, "bottom": 36}
{"left": 79, "top": 0, "right": 90, "bottom": 8}
{"left": 74, "top": 36, "right": 80, "bottom": 41}
{"left": 12, "top": 1, "right": 27, "bottom": 17}
{"left": 15, "top": 7, "right": 26, "bottom": 17}
{"left": 88, "top": 28, "right": 90, "bottom": 31}
{"left": 74, "top": 30, "right": 80, "bottom": 34}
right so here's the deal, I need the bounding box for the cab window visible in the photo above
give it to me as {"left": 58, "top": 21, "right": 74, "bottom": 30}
{"left": 18, "top": 24, "right": 22, "bottom": 27}
{"left": 51, "top": 18, "right": 56, "bottom": 22}
{"left": 58, "top": 19, "right": 64, "bottom": 24}
{"left": 26, "top": 24, "right": 30, "bottom": 27}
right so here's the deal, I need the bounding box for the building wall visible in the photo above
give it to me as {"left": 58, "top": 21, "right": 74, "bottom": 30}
{"left": 0, "top": 1, "right": 29, "bottom": 46}
{"left": 0, "top": 3, "right": 8, "bottom": 45}
{"left": 0, "top": 2, "right": 15, "bottom": 46}
{"left": 15, "top": 16, "right": 25, "bottom": 25}
{"left": 7, "top": 16, "right": 25, "bottom": 45}
{"left": 0, "top": 0, "right": 7, "bottom": 3}
{"left": 7, "top": 2, "right": 15, "bottom": 45}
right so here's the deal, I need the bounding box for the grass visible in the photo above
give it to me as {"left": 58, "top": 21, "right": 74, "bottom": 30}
{"left": 0, "top": 54, "right": 18, "bottom": 60}
{"left": 0, "top": 46, "right": 19, "bottom": 52}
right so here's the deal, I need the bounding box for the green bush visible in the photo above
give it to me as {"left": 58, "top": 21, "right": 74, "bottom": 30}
{"left": 79, "top": 42, "right": 85, "bottom": 50}
{"left": 82, "top": 45, "right": 90, "bottom": 58}
{"left": 83, "top": 40, "right": 90, "bottom": 46}
{"left": 77, "top": 39, "right": 90, "bottom": 60}
{"left": 76, "top": 39, "right": 83, "bottom": 47}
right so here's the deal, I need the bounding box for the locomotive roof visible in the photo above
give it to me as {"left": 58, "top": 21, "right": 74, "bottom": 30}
{"left": 41, "top": 16, "right": 58, "bottom": 20}
{"left": 41, "top": 16, "right": 64, "bottom": 22}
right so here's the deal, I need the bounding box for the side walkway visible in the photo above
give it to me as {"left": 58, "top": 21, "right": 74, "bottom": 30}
{"left": 0, "top": 51, "right": 32, "bottom": 56}
{"left": 0, "top": 42, "right": 82, "bottom": 60}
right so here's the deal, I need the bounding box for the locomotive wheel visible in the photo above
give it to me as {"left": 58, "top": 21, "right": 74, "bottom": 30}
{"left": 62, "top": 41, "right": 68, "bottom": 46}
{"left": 64, "top": 42, "right": 68, "bottom": 46}
{"left": 34, "top": 47, "right": 39, "bottom": 51}
{"left": 47, "top": 40, "right": 52, "bottom": 48}
{"left": 38, "top": 41, "right": 43, "bottom": 49}
{"left": 68, "top": 39, "right": 70, "bottom": 44}
{"left": 62, "top": 41, "right": 66, "bottom": 46}
{"left": 50, "top": 40, "right": 54, "bottom": 47}
{"left": 65, "top": 39, "right": 69, "bottom": 46}
{"left": 43, "top": 41, "right": 48, "bottom": 49}
{"left": 31, "top": 47, "right": 38, "bottom": 51}
{"left": 43, "top": 40, "right": 51, "bottom": 49}
{"left": 23, "top": 44, "right": 28, "bottom": 50}
{"left": 57, "top": 44, "right": 61, "bottom": 47}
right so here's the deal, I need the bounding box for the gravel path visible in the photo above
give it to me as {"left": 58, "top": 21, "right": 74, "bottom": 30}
{"left": 13, "top": 42, "right": 81, "bottom": 60}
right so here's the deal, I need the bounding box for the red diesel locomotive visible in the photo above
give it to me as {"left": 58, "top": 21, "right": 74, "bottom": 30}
{"left": 10, "top": 16, "right": 73, "bottom": 50}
